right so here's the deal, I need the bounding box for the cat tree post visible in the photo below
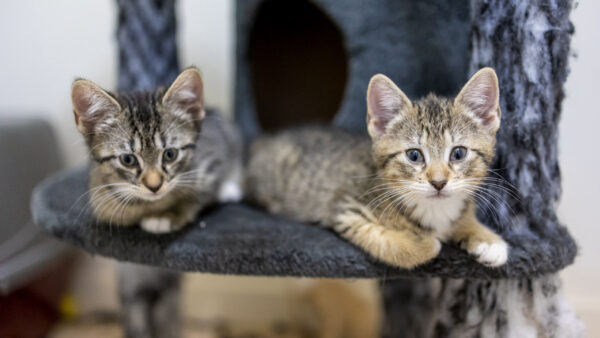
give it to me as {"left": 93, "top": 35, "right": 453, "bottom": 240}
{"left": 382, "top": 0, "right": 582, "bottom": 336}
{"left": 115, "top": 1, "right": 182, "bottom": 337}
{"left": 116, "top": 0, "right": 179, "bottom": 91}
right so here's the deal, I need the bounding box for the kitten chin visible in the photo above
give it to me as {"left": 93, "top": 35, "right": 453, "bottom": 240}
{"left": 246, "top": 68, "right": 509, "bottom": 268}
{"left": 406, "top": 195, "right": 466, "bottom": 240}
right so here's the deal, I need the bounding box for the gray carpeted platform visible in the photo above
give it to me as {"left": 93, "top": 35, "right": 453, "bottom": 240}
{"left": 31, "top": 166, "right": 576, "bottom": 279}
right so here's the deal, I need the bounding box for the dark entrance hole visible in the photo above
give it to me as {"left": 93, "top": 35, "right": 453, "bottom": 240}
{"left": 248, "top": 0, "right": 348, "bottom": 132}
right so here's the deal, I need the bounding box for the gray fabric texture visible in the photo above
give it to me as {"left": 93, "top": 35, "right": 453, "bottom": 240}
{"left": 116, "top": 0, "right": 179, "bottom": 91}
{"left": 381, "top": 275, "right": 583, "bottom": 338}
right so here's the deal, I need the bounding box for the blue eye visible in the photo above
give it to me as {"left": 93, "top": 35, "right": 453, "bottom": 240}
{"left": 450, "top": 146, "right": 467, "bottom": 162}
{"left": 406, "top": 149, "right": 425, "bottom": 163}
{"left": 162, "top": 148, "right": 178, "bottom": 163}
{"left": 119, "top": 154, "right": 138, "bottom": 168}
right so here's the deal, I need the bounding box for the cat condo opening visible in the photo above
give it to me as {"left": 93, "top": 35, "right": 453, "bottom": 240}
{"left": 248, "top": 0, "right": 348, "bottom": 131}
{"left": 235, "top": 0, "right": 471, "bottom": 139}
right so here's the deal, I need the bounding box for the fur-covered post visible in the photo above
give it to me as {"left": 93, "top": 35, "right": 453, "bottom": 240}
{"left": 115, "top": 1, "right": 182, "bottom": 337}
{"left": 382, "top": 276, "right": 582, "bottom": 337}
{"left": 382, "top": 0, "right": 582, "bottom": 336}
{"left": 116, "top": 0, "right": 180, "bottom": 91}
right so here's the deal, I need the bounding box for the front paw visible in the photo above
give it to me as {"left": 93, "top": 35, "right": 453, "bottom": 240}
{"left": 218, "top": 180, "right": 243, "bottom": 203}
{"left": 140, "top": 217, "right": 176, "bottom": 234}
{"left": 377, "top": 232, "right": 442, "bottom": 269}
{"left": 468, "top": 240, "right": 508, "bottom": 267}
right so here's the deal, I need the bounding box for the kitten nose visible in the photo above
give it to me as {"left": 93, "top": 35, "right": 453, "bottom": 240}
{"left": 429, "top": 180, "right": 447, "bottom": 191}
{"left": 145, "top": 181, "right": 162, "bottom": 193}
{"left": 143, "top": 172, "right": 163, "bottom": 193}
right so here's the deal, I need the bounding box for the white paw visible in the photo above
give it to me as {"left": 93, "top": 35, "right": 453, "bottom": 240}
{"left": 140, "top": 217, "right": 173, "bottom": 234}
{"left": 433, "top": 238, "right": 442, "bottom": 255}
{"left": 473, "top": 241, "right": 508, "bottom": 267}
{"left": 218, "top": 180, "right": 243, "bottom": 203}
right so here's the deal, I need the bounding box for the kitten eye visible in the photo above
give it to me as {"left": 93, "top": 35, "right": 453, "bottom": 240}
{"left": 406, "top": 149, "right": 425, "bottom": 163}
{"left": 450, "top": 146, "right": 468, "bottom": 162}
{"left": 119, "top": 154, "right": 138, "bottom": 168}
{"left": 162, "top": 148, "right": 178, "bottom": 163}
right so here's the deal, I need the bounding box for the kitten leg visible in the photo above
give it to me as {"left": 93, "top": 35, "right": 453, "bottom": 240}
{"left": 218, "top": 161, "right": 243, "bottom": 203}
{"left": 333, "top": 197, "right": 441, "bottom": 269}
{"left": 140, "top": 202, "right": 200, "bottom": 234}
{"left": 452, "top": 209, "right": 508, "bottom": 267}
{"left": 117, "top": 263, "right": 181, "bottom": 338}
{"left": 140, "top": 217, "right": 173, "bottom": 234}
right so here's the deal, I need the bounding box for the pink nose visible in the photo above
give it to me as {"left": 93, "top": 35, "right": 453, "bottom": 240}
{"left": 429, "top": 180, "right": 447, "bottom": 191}
{"left": 143, "top": 172, "right": 163, "bottom": 193}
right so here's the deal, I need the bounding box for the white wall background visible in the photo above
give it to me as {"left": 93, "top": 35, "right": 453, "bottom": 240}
{"left": 0, "top": 0, "right": 598, "bottom": 331}
{"left": 557, "top": 1, "right": 600, "bottom": 330}
{"left": 0, "top": 0, "right": 234, "bottom": 166}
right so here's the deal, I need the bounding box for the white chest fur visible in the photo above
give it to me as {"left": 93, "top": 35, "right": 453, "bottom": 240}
{"left": 409, "top": 197, "right": 465, "bottom": 240}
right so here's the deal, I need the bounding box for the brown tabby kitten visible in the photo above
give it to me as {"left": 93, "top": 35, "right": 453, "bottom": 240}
{"left": 246, "top": 68, "right": 508, "bottom": 268}
{"left": 71, "top": 68, "right": 242, "bottom": 233}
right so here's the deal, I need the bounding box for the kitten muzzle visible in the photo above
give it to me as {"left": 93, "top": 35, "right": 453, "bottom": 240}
{"left": 142, "top": 171, "right": 164, "bottom": 193}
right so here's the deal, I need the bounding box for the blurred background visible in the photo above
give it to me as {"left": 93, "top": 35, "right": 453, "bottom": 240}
{"left": 0, "top": 0, "right": 598, "bottom": 337}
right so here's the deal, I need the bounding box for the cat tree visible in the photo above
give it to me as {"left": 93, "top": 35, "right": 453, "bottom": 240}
{"left": 31, "top": 0, "right": 581, "bottom": 336}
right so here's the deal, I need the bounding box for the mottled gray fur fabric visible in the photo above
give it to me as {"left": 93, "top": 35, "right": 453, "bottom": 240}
{"left": 381, "top": 275, "right": 583, "bottom": 338}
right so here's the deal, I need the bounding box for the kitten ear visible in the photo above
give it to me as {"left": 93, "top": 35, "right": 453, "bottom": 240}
{"left": 456, "top": 67, "right": 501, "bottom": 133}
{"left": 366, "top": 74, "right": 412, "bottom": 139}
{"left": 71, "top": 79, "right": 121, "bottom": 134}
{"left": 162, "top": 67, "right": 205, "bottom": 122}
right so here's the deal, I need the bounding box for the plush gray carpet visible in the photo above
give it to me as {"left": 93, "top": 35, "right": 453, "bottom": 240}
{"left": 31, "top": 166, "right": 576, "bottom": 279}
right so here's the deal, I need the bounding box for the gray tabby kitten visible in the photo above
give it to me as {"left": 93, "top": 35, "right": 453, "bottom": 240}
{"left": 71, "top": 67, "right": 242, "bottom": 233}
{"left": 246, "top": 68, "right": 508, "bottom": 268}
{"left": 71, "top": 68, "right": 241, "bottom": 338}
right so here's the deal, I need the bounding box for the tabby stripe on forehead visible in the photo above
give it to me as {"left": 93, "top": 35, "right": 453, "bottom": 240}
{"left": 382, "top": 151, "right": 403, "bottom": 168}
{"left": 151, "top": 94, "right": 160, "bottom": 123}
{"left": 95, "top": 155, "right": 116, "bottom": 163}
{"left": 154, "top": 132, "right": 164, "bottom": 148}
{"left": 181, "top": 143, "right": 196, "bottom": 150}
{"left": 134, "top": 133, "right": 142, "bottom": 152}
{"left": 151, "top": 123, "right": 161, "bottom": 146}
{"left": 161, "top": 134, "right": 167, "bottom": 148}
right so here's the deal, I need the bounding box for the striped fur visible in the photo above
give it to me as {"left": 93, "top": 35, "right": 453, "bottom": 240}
{"left": 246, "top": 69, "right": 508, "bottom": 269}
{"left": 72, "top": 68, "right": 242, "bottom": 233}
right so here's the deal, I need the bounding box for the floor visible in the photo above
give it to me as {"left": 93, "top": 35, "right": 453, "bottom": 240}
{"left": 48, "top": 254, "right": 596, "bottom": 337}
{"left": 562, "top": 264, "right": 600, "bottom": 337}
{"left": 49, "top": 254, "right": 380, "bottom": 338}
